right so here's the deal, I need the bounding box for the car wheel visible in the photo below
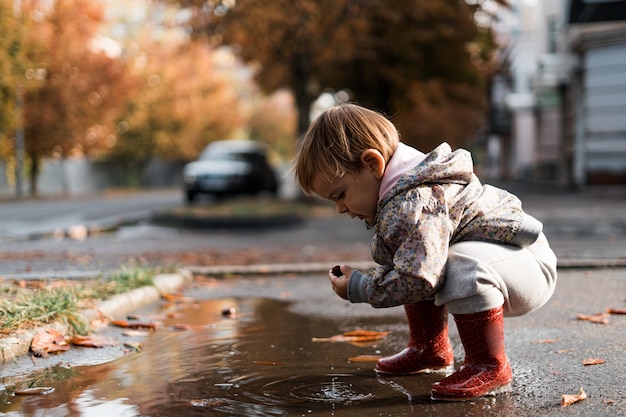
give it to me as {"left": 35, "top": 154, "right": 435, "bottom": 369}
{"left": 185, "top": 191, "right": 197, "bottom": 204}
{"left": 268, "top": 178, "right": 279, "bottom": 196}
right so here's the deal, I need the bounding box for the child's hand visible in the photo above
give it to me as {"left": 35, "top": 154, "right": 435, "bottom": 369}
{"left": 328, "top": 265, "right": 353, "bottom": 300}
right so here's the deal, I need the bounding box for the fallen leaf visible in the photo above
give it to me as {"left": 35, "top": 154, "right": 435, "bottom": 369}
{"left": 534, "top": 339, "right": 560, "bottom": 344}
{"left": 561, "top": 387, "right": 587, "bottom": 407}
{"left": 30, "top": 329, "right": 70, "bottom": 357}
{"left": 16, "top": 280, "right": 45, "bottom": 289}
{"left": 555, "top": 348, "right": 575, "bottom": 354}
{"left": 14, "top": 387, "right": 55, "bottom": 395}
{"left": 312, "top": 329, "right": 389, "bottom": 344}
{"left": 90, "top": 310, "right": 111, "bottom": 330}
{"left": 576, "top": 313, "right": 609, "bottom": 324}
{"left": 69, "top": 335, "right": 119, "bottom": 348}
{"left": 162, "top": 293, "right": 195, "bottom": 303}
{"left": 582, "top": 358, "right": 605, "bottom": 366}
{"left": 606, "top": 308, "right": 626, "bottom": 315}
{"left": 110, "top": 319, "right": 161, "bottom": 330}
{"left": 347, "top": 355, "right": 382, "bottom": 363}
{"left": 343, "top": 330, "right": 388, "bottom": 338}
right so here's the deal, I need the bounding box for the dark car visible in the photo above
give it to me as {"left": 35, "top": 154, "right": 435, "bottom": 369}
{"left": 182, "top": 140, "right": 279, "bottom": 203}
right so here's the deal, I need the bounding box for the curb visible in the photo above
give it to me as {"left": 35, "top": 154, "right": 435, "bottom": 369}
{"left": 183, "top": 258, "right": 626, "bottom": 277}
{"left": 0, "top": 269, "right": 193, "bottom": 364}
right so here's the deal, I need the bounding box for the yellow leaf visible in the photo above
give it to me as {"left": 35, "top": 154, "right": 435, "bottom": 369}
{"left": 312, "top": 330, "right": 389, "bottom": 343}
{"left": 69, "top": 335, "right": 118, "bottom": 348}
{"left": 576, "top": 313, "right": 609, "bottom": 324}
{"left": 561, "top": 387, "right": 587, "bottom": 407}
{"left": 347, "top": 355, "right": 382, "bottom": 363}
{"left": 582, "top": 358, "right": 605, "bottom": 366}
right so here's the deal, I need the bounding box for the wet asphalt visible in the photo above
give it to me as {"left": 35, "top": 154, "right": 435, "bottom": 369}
{"left": 1, "top": 182, "right": 626, "bottom": 416}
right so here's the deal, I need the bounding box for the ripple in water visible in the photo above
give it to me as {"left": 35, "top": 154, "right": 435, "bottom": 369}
{"left": 263, "top": 374, "right": 375, "bottom": 405}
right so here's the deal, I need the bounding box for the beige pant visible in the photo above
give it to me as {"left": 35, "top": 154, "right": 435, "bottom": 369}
{"left": 435, "top": 233, "right": 558, "bottom": 316}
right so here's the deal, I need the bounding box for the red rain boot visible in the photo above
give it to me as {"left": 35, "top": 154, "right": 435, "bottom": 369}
{"left": 375, "top": 300, "right": 454, "bottom": 375}
{"left": 430, "top": 306, "right": 512, "bottom": 401}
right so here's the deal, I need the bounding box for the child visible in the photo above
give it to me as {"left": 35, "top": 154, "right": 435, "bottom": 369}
{"left": 294, "top": 103, "right": 557, "bottom": 401}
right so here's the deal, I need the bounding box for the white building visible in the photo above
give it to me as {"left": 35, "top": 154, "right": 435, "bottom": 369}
{"left": 491, "top": 0, "right": 626, "bottom": 186}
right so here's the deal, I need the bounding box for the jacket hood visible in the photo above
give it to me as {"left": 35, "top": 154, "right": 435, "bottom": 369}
{"left": 370, "top": 143, "right": 474, "bottom": 228}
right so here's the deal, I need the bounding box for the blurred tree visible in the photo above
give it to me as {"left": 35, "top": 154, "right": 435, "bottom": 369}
{"left": 321, "top": 0, "right": 501, "bottom": 151}
{"left": 164, "top": 0, "right": 504, "bottom": 149}
{"left": 247, "top": 90, "right": 297, "bottom": 160}
{"left": 106, "top": 39, "right": 243, "bottom": 185}
{"left": 163, "top": 0, "right": 352, "bottom": 137}
{"left": 18, "top": 0, "right": 135, "bottom": 195}
{"left": 0, "top": 1, "right": 24, "bottom": 143}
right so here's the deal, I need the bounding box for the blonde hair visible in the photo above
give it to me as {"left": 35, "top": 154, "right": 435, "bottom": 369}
{"left": 294, "top": 103, "right": 399, "bottom": 195}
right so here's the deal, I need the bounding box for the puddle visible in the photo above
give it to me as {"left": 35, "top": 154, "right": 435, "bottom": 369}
{"left": 0, "top": 298, "right": 519, "bottom": 416}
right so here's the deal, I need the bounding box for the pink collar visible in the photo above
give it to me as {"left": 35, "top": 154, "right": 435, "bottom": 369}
{"left": 379, "top": 143, "right": 426, "bottom": 200}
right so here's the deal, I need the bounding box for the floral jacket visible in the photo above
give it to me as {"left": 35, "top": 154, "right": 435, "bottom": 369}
{"left": 347, "top": 143, "right": 543, "bottom": 307}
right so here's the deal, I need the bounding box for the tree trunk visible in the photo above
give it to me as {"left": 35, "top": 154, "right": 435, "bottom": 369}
{"left": 29, "top": 156, "right": 39, "bottom": 197}
{"left": 292, "top": 54, "right": 315, "bottom": 139}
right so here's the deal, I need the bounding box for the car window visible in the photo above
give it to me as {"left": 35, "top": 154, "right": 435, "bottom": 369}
{"left": 200, "top": 152, "right": 249, "bottom": 162}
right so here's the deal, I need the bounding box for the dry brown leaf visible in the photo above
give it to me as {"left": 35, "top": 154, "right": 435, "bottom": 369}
{"left": 312, "top": 330, "right": 389, "bottom": 343}
{"left": 534, "top": 339, "right": 560, "bottom": 344}
{"left": 69, "top": 335, "right": 119, "bottom": 348}
{"left": 30, "top": 329, "right": 70, "bottom": 357}
{"left": 576, "top": 313, "right": 609, "bottom": 324}
{"left": 347, "top": 355, "right": 382, "bottom": 363}
{"left": 16, "top": 280, "right": 45, "bottom": 289}
{"left": 110, "top": 319, "right": 161, "bottom": 330}
{"left": 582, "top": 358, "right": 605, "bottom": 366}
{"left": 561, "top": 387, "right": 587, "bottom": 407}
{"left": 606, "top": 308, "right": 626, "bottom": 315}
{"left": 162, "top": 293, "right": 195, "bottom": 303}
{"left": 89, "top": 310, "right": 111, "bottom": 331}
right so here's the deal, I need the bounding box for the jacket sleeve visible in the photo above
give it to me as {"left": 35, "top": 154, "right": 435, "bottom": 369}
{"left": 350, "top": 185, "right": 452, "bottom": 307}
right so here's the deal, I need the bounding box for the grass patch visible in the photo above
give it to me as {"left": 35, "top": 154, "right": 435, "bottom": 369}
{"left": 167, "top": 197, "right": 315, "bottom": 217}
{"left": 0, "top": 287, "right": 89, "bottom": 335}
{"left": 0, "top": 264, "right": 158, "bottom": 336}
{"left": 152, "top": 197, "right": 338, "bottom": 229}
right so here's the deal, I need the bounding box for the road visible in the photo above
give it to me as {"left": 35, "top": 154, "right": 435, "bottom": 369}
{"left": 0, "top": 189, "right": 182, "bottom": 240}
{"left": 0, "top": 189, "right": 374, "bottom": 278}
{"left": 0, "top": 183, "right": 625, "bottom": 279}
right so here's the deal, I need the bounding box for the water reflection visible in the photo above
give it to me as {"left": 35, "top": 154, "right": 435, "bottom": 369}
{"left": 0, "top": 297, "right": 519, "bottom": 416}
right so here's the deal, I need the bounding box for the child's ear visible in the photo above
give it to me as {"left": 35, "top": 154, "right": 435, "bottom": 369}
{"left": 360, "top": 149, "right": 386, "bottom": 179}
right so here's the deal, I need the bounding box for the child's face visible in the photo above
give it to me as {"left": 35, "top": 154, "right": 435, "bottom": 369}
{"left": 311, "top": 151, "right": 384, "bottom": 225}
